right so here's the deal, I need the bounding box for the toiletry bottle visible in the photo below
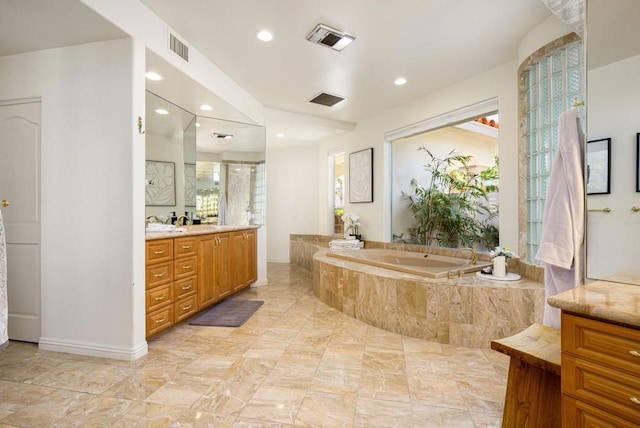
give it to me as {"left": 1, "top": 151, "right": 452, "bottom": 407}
{"left": 184, "top": 212, "right": 189, "bottom": 225}
{"left": 171, "top": 211, "right": 177, "bottom": 225}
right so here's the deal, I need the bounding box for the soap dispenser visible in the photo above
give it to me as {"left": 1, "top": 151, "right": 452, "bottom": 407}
{"left": 171, "top": 211, "right": 177, "bottom": 225}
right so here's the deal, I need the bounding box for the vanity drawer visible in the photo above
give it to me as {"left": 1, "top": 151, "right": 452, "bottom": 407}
{"left": 174, "top": 276, "right": 197, "bottom": 300}
{"left": 146, "top": 283, "right": 173, "bottom": 313}
{"left": 174, "top": 237, "right": 197, "bottom": 258}
{"left": 146, "top": 239, "right": 173, "bottom": 264}
{"left": 174, "top": 256, "right": 197, "bottom": 280}
{"left": 146, "top": 261, "right": 173, "bottom": 289}
{"left": 562, "top": 313, "right": 640, "bottom": 377}
{"left": 146, "top": 305, "right": 174, "bottom": 338}
{"left": 563, "top": 355, "right": 640, "bottom": 422}
{"left": 174, "top": 295, "right": 198, "bottom": 323}
{"left": 563, "top": 395, "right": 638, "bottom": 428}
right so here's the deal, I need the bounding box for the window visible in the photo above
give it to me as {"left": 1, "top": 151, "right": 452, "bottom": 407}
{"left": 521, "top": 36, "right": 584, "bottom": 263}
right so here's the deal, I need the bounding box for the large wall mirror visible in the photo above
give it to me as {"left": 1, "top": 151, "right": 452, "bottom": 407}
{"left": 144, "top": 50, "right": 265, "bottom": 226}
{"left": 585, "top": 0, "right": 640, "bottom": 282}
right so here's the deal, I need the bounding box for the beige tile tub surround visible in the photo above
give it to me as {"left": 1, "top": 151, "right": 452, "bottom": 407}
{"left": 291, "top": 235, "right": 544, "bottom": 348}
{"left": 0, "top": 263, "right": 509, "bottom": 426}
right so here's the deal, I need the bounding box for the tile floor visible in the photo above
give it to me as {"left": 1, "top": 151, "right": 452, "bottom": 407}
{"left": 0, "top": 263, "right": 509, "bottom": 427}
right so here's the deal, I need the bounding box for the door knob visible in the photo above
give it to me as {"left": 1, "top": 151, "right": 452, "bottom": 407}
{"left": 1, "top": 199, "right": 9, "bottom": 208}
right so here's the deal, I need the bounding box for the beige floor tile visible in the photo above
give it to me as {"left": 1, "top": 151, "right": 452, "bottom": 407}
{"left": 294, "top": 390, "right": 356, "bottom": 426}
{"left": 0, "top": 263, "right": 507, "bottom": 427}
{"left": 239, "top": 385, "right": 305, "bottom": 424}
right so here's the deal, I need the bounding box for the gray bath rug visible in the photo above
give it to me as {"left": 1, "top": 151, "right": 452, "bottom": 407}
{"left": 189, "top": 299, "right": 264, "bottom": 327}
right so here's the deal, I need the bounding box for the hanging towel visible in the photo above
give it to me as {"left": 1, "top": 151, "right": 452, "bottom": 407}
{"left": 218, "top": 193, "right": 227, "bottom": 226}
{"left": 536, "top": 108, "right": 585, "bottom": 328}
{"left": 0, "top": 208, "right": 8, "bottom": 350}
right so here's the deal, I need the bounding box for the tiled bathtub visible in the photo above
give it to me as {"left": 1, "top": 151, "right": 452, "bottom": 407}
{"left": 291, "top": 236, "right": 545, "bottom": 348}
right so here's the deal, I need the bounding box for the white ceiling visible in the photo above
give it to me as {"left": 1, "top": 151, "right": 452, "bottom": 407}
{"left": 1, "top": 0, "right": 554, "bottom": 146}
{"left": 139, "top": 0, "right": 551, "bottom": 127}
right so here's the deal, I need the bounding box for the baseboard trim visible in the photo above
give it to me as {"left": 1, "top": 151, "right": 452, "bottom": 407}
{"left": 251, "top": 278, "right": 269, "bottom": 287}
{"left": 39, "top": 337, "right": 148, "bottom": 361}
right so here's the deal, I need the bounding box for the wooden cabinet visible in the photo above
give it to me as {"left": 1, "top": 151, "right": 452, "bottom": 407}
{"left": 146, "top": 228, "right": 257, "bottom": 338}
{"left": 231, "top": 229, "right": 257, "bottom": 293}
{"left": 561, "top": 312, "right": 640, "bottom": 427}
{"left": 145, "top": 236, "right": 198, "bottom": 338}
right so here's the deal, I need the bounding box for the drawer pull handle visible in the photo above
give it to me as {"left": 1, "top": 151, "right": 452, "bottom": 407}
{"left": 182, "top": 304, "right": 192, "bottom": 311}
{"left": 181, "top": 285, "right": 192, "bottom": 290}
{"left": 629, "top": 350, "right": 640, "bottom": 357}
{"left": 182, "top": 265, "right": 191, "bottom": 269}
{"left": 155, "top": 317, "right": 167, "bottom": 324}
{"left": 631, "top": 397, "right": 640, "bottom": 405}
{"left": 182, "top": 245, "right": 192, "bottom": 249}
{"left": 153, "top": 273, "right": 166, "bottom": 278}
{"left": 153, "top": 250, "right": 166, "bottom": 255}
{"left": 154, "top": 295, "right": 166, "bottom": 301}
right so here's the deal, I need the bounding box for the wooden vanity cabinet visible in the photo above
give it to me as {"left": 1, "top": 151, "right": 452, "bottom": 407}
{"left": 145, "top": 239, "right": 174, "bottom": 338}
{"left": 560, "top": 312, "right": 640, "bottom": 426}
{"left": 231, "top": 229, "right": 257, "bottom": 293}
{"left": 146, "top": 228, "right": 257, "bottom": 338}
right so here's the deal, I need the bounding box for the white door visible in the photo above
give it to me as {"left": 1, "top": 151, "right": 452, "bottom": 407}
{"left": 0, "top": 100, "right": 41, "bottom": 342}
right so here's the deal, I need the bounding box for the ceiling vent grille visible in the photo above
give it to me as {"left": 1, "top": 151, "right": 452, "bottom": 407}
{"left": 309, "top": 92, "right": 345, "bottom": 107}
{"left": 306, "top": 23, "right": 355, "bottom": 51}
{"left": 169, "top": 33, "right": 189, "bottom": 62}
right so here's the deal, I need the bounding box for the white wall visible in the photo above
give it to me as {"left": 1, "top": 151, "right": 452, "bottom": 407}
{"left": 266, "top": 144, "right": 319, "bottom": 262}
{"left": 0, "top": 38, "right": 147, "bottom": 360}
{"left": 586, "top": 54, "right": 640, "bottom": 278}
{"left": 316, "top": 60, "right": 519, "bottom": 250}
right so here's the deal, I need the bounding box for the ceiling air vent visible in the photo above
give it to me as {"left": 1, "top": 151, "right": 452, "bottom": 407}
{"left": 306, "top": 23, "right": 355, "bottom": 51}
{"left": 169, "top": 33, "right": 189, "bottom": 62}
{"left": 308, "top": 92, "right": 345, "bottom": 107}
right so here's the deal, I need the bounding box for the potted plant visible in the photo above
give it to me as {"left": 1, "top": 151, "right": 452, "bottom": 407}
{"left": 402, "top": 147, "right": 497, "bottom": 248}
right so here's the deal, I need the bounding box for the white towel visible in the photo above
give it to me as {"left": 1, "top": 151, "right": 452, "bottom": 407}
{"left": 536, "top": 108, "right": 585, "bottom": 328}
{"left": 218, "top": 194, "right": 227, "bottom": 226}
{"left": 0, "top": 208, "right": 8, "bottom": 350}
{"left": 329, "top": 239, "right": 361, "bottom": 251}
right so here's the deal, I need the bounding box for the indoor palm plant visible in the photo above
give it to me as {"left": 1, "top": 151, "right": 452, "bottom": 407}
{"left": 402, "top": 147, "right": 497, "bottom": 248}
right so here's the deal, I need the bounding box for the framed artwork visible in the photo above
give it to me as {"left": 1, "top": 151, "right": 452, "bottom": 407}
{"left": 145, "top": 160, "right": 176, "bottom": 206}
{"left": 349, "top": 148, "right": 373, "bottom": 203}
{"left": 184, "top": 163, "right": 196, "bottom": 207}
{"left": 586, "top": 138, "right": 611, "bottom": 195}
{"left": 637, "top": 134, "right": 640, "bottom": 192}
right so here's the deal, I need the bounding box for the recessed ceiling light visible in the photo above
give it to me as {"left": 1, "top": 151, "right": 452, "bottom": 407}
{"left": 256, "top": 30, "right": 274, "bottom": 42}
{"left": 199, "top": 104, "right": 213, "bottom": 111}
{"left": 276, "top": 132, "right": 285, "bottom": 138}
{"left": 155, "top": 108, "right": 169, "bottom": 115}
{"left": 145, "top": 71, "right": 164, "bottom": 81}
{"left": 195, "top": 122, "right": 200, "bottom": 127}
{"left": 394, "top": 77, "right": 407, "bottom": 86}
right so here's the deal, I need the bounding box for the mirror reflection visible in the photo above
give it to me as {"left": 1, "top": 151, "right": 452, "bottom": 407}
{"left": 145, "top": 91, "right": 196, "bottom": 222}
{"left": 195, "top": 116, "right": 266, "bottom": 226}
{"left": 585, "top": 0, "right": 640, "bottom": 281}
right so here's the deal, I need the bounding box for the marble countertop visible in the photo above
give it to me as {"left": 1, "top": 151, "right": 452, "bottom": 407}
{"left": 145, "top": 224, "right": 259, "bottom": 241}
{"left": 547, "top": 278, "right": 640, "bottom": 328}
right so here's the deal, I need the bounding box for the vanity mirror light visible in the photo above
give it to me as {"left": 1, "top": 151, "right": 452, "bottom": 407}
{"left": 585, "top": 0, "right": 640, "bottom": 281}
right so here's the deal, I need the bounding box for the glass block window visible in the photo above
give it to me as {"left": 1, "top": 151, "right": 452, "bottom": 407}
{"left": 523, "top": 40, "right": 584, "bottom": 263}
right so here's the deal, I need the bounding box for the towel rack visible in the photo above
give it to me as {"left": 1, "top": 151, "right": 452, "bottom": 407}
{"left": 587, "top": 207, "right": 611, "bottom": 213}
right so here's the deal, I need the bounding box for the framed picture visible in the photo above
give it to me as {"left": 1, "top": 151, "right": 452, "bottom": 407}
{"left": 586, "top": 138, "right": 611, "bottom": 195}
{"left": 145, "top": 160, "right": 176, "bottom": 206}
{"left": 184, "top": 163, "right": 196, "bottom": 207}
{"left": 637, "top": 134, "right": 640, "bottom": 192}
{"left": 349, "top": 148, "right": 373, "bottom": 203}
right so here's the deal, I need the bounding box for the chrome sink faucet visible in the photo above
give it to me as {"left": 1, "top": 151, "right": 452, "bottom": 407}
{"left": 458, "top": 247, "right": 478, "bottom": 265}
